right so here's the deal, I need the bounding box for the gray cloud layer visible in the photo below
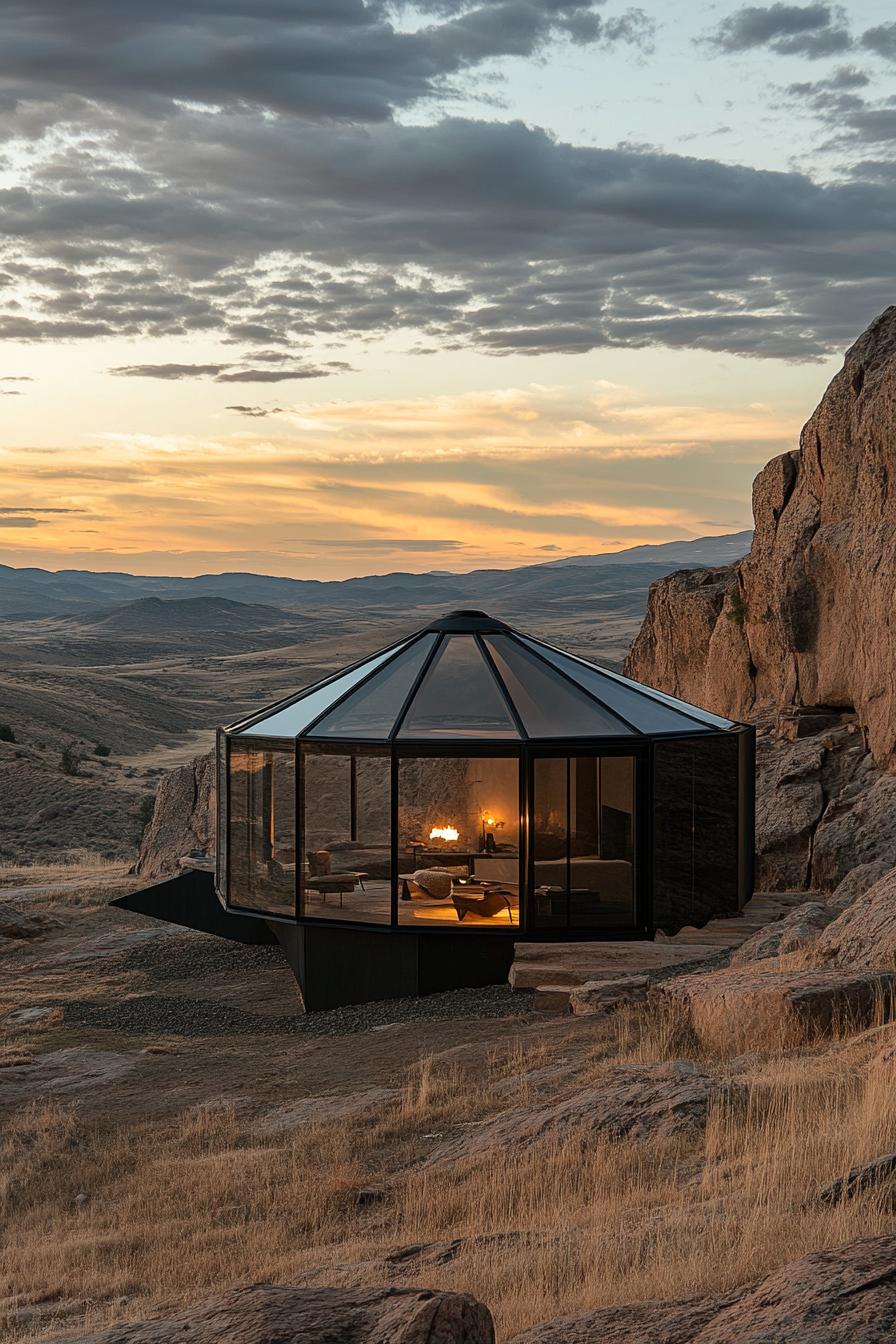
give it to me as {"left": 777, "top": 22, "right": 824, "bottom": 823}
{"left": 706, "top": 4, "right": 851, "bottom": 58}
{"left": 0, "top": 0, "right": 893, "bottom": 365}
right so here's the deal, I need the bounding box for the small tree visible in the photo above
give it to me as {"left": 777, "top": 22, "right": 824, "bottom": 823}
{"left": 0, "top": 723, "right": 15, "bottom": 743}
{"left": 94, "top": 742, "right": 111, "bottom": 757}
{"left": 60, "top": 743, "right": 83, "bottom": 776}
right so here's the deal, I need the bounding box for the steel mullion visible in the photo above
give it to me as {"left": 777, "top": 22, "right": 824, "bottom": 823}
{"left": 298, "top": 632, "right": 429, "bottom": 737}
{"left": 474, "top": 633, "right": 528, "bottom": 740}
{"left": 388, "top": 632, "right": 444, "bottom": 741}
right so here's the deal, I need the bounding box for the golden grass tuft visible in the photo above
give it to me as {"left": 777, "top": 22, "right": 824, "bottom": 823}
{"left": 3, "top": 1002, "right": 896, "bottom": 1342}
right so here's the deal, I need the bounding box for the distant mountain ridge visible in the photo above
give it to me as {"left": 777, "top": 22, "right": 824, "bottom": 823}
{"left": 0, "top": 531, "right": 752, "bottom": 620}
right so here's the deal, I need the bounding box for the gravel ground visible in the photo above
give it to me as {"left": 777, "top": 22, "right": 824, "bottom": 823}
{"left": 61, "top": 983, "right": 535, "bottom": 1037}
{"left": 121, "top": 933, "right": 285, "bottom": 980}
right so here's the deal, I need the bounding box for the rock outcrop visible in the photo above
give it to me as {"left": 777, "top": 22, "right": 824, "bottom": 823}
{"left": 50, "top": 1285, "right": 494, "bottom": 1344}
{"left": 628, "top": 309, "right": 896, "bottom": 767}
{"left": 655, "top": 963, "right": 896, "bottom": 1053}
{"left": 508, "top": 1234, "right": 896, "bottom": 1343}
{"left": 626, "top": 308, "right": 896, "bottom": 890}
{"left": 135, "top": 753, "right": 214, "bottom": 879}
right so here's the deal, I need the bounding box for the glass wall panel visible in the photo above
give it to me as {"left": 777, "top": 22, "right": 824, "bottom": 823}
{"left": 301, "top": 748, "right": 391, "bottom": 923}
{"left": 532, "top": 754, "right": 636, "bottom": 929}
{"left": 399, "top": 637, "right": 518, "bottom": 739}
{"left": 653, "top": 736, "right": 739, "bottom": 932}
{"left": 532, "top": 757, "right": 568, "bottom": 927}
{"left": 215, "top": 730, "right": 227, "bottom": 897}
{"left": 397, "top": 755, "right": 520, "bottom": 927}
{"left": 228, "top": 741, "right": 296, "bottom": 917}
{"left": 569, "top": 756, "right": 634, "bottom": 927}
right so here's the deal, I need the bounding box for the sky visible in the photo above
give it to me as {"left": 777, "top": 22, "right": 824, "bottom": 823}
{"left": 1, "top": 0, "right": 894, "bottom": 579}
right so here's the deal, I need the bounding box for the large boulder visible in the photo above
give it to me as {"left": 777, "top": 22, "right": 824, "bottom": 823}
{"left": 810, "top": 868, "right": 896, "bottom": 969}
{"left": 49, "top": 1285, "right": 494, "bottom": 1344}
{"left": 626, "top": 306, "right": 896, "bottom": 771}
{"left": 425, "top": 1062, "right": 734, "bottom": 1167}
{"left": 508, "top": 1234, "right": 896, "bottom": 1343}
{"left": 656, "top": 962, "right": 896, "bottom": 1053}
{"left": 135, "top": 753, "right": 215, "bottom": 879}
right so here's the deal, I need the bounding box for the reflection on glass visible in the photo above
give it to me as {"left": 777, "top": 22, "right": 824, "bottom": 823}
{"left": 228, "top": 742, "right": 295, "bottom": 917}
{"left": 301, "top": 749, "right": 391, "bottom": 923}
{"left": 397, "top": 755, "right": 520, "bottom": 926}
{"left": 569, "top": 756, "right": 634, "bottom": 927}
{"left": 518, "top": 637, "right": 718, "bottom": 734}
{"left": 399, "top": 638, "right": 518, "bottom": 738}
{"left": 241, "top": 641, "right": 410, "bottom": 738}
{"left": 485, "top": 636, "right": 634, "bottom": 737}
{"left": 653, "top": 737, "right": 738, "bottom": 931}
{"left": 532, "top": 757, "right": 567, "bottom": 927}
{"left": 215, "top": 732, "right": 227, "bottom": 896}
{"left": 532, "top": 754, "right": 635, "bottom": 929}
{"left": 309, "top": 635, "right": 438, "bottom": 739}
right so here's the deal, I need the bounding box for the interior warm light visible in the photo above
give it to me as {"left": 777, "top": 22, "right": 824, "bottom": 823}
{"left": 429, "top": 824, "right": 459, "bottom": 842}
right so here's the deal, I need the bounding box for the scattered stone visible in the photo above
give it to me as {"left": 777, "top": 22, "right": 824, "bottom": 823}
{"left": 569, "top": 975, "right": 649, "bottom": 1016}
{"left": 510, "top": 1234, "right": 896, "bottom": 1343}
{"left": 0, "top": 900, "right": 55, "bottom": 941}
{"left": 655, "top": 962, "right": 896, "bottom": 1053}
{"left": 45, "top": 1283, "right": 494, "bottom": 1344}
{"left": 533, "top": 985, "right": 574, "bottom": 1013}
{"left": 424, "top": 1062, "right": 731, "bottom": 1168}
{"left": 819, "top": 1154, "right": 896, "bottom": 1207}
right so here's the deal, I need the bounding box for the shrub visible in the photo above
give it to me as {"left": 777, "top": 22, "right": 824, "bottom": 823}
{"left": 0, "top": 723, "right": 15, "bottom": 743}
{"left": 135, "top": 794, "right": 155, "bottom": 845}
{"left": 59, "top": 744, "right": 83, "bottom": 776}
{"left": 94, "top": 743, "right": 112, "bottom": 757}
{"left": 724, "top": 589, "right": 748, "bottom": 626}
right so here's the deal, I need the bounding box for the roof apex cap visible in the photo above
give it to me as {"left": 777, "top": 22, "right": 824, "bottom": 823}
{"left": 423, "top": 608, "right": 512, "bottom": 634}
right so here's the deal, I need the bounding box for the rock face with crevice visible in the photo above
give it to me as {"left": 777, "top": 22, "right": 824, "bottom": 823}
{"left": 627, "top": 307, "right": 896, "bottom": 770}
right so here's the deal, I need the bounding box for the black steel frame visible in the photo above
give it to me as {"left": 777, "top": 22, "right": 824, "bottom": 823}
{"left": 219, "top": 725, "right": 755, "bottom": 940}
{"left": 217, "top": 621, "right": 754, "bottom": 939}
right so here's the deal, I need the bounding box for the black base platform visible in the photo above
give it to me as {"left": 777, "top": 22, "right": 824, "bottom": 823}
{"left": 112, "top": 872, "right": 515, "bottom": 1011}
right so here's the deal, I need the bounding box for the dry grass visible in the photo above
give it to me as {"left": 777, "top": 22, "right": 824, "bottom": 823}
{"left": 0, "top": 853, "right": 129, "bottom": 891}
{"left": 3, "top": 1005, "right": 896, "bottom": 1342}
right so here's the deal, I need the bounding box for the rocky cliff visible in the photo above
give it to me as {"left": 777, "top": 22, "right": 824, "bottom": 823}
{"left": 627, "top": 307, "right": 896, "bottom": 769}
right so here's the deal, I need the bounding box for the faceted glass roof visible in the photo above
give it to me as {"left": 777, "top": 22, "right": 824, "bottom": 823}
{"left": 231, "top": 609, "right": 735, "bottom": 742}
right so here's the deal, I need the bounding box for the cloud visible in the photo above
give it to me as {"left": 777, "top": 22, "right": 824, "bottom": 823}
{"left": 108, "top": 361, "right": 342, "bottom": 382}
{"left": 706, "top": 4, "right": 852, "bottom": 58}
{"left": 0, "top": 0, "right": 652, "bottom": 125}
{"left": 0, "top": 375, "right": 33, "bottom": 381}
{"left": 225, "top": 404, "right": 286, "bottom": 417}
{"left": 109, "top": 362, "right": 227, "bottom": 379}
{"left": 1, "top": 389, "right": 22, "bottom": 395}
{"left": 0, "top": 516, "right": 40, "bottom": 527}
{"left": 214, "top": 367, "right": 337, "bottom": 382}
{"left": 861, "top": 23, "right": 896, "bottom": 61}
{"left": 0, "top": 2, "right": 890, "bottom": 366}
